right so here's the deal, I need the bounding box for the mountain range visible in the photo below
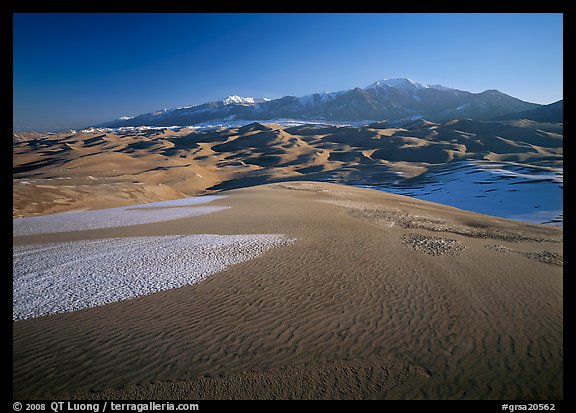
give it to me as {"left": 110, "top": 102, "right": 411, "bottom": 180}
{"left": 96, "top": 78, "right": 557, "bottom": 128}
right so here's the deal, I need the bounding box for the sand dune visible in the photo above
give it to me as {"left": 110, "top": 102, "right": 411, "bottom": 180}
{"left": 13, "top": 182, "right": 562, "bottom": 399}
{"left": 13, "top": 120, "right": 562, "bottom": 218}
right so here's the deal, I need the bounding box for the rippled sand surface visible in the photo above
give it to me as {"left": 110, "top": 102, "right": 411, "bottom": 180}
{"left": 13, "top": 182, "right": 562, "bottom": 400}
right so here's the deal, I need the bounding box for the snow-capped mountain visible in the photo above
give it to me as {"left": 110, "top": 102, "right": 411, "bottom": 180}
{"left": 222, "top": 95, "right": 271, "bottom": 106}
{"left": 365, "top": 78, "right": 429, "bottom": 91}
{"left": 365, "top": 78, "right": 458, "bottom": 93}
{"left": 96, "top": 78, "right": 542, "bottom": 128}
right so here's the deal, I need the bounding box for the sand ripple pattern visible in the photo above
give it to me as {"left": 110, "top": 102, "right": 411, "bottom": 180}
{"left": 56, "top": 355, "right": 433, "bottom": 400}
{"left": 13, "top": 195, "right": 229, "bottom": 236}
{"left": 13, "top": 234, "right": 294, "bottom": 320}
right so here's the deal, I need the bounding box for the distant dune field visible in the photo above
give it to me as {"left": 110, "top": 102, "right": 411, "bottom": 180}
{"left": 13, "top": 120, "right": 562, "bottom": 220}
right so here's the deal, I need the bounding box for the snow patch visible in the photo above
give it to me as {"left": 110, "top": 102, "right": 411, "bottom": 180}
{"left": 13, "top": 234, "right": 296, "bottom": 320}
{"left": 13, "top": 196, "right": 229, "bottom": 236}
{"left": 335, "top": 160, "right": 563, "bottom": 226}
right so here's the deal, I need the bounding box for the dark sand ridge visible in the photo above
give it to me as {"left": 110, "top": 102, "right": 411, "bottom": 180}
{"left": 13, "top": 182, "right": 562, "bottom": 399}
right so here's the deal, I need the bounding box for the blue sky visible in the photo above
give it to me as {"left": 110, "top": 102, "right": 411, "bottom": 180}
{"left": 13, "top": 13, "right": 563, "bottom": 131}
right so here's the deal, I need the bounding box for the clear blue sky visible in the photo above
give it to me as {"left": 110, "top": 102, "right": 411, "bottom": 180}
{"left": 13, "top": 13, "right": 563, "bottom": 131}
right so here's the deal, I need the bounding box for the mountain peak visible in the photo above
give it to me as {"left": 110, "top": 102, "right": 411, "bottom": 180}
{"left": 222, "top": 96, "right": 270, "bottom": 106}
{"left": 365, "top": 78, "right": 429, "bottom": 91}
{"left": 223, "top": 95, "right": 255, "bottom": 106}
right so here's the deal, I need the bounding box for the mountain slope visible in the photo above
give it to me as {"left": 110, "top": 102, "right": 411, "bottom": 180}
{"left": 494, "top": 100, "right": 563, "bottom": 123}
{"left": 95, "top": 78, "right": 542, "bottom": 128}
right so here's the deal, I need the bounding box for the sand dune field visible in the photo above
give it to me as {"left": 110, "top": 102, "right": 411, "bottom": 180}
{"left": 13, "top": 120, "right": 562, "bottom": 219}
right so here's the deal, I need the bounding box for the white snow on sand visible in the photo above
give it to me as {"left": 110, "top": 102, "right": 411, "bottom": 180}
{"left": 333, "top": 160, "right": 563, "bottom": 226}
{"left": 13, "top": 234, "right": 295, "bottom": 320}
{"left": 13, "top": 195, "right": 229, "bottom": 236}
